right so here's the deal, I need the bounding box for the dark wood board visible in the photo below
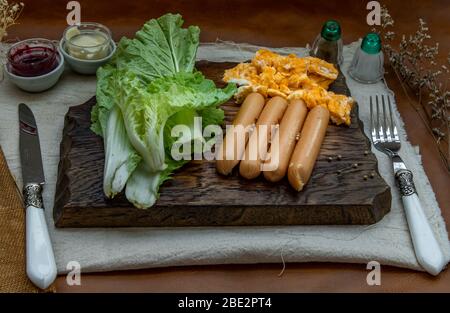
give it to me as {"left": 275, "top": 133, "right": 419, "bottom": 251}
{"left": 54, "top": 61, "right": 391, "bottom": 227}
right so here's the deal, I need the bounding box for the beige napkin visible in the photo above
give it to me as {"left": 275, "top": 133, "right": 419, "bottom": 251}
{"left": 0, "top": 147, "right": 54, "bottom": 292}
{"left": 0, "top": 41, "right": 449, "bottom": 274}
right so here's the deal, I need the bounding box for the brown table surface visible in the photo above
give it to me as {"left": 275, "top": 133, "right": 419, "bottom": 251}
{"left": 7, "top": 0, "right": 450, "bottom": 292}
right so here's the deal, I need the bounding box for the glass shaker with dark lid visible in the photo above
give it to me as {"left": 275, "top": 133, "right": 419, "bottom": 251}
{"left": 310, "top": 20, "right": 343, "bottom": 66}
{"left": 348, "top": 32, "right": 384, "bottom": 84}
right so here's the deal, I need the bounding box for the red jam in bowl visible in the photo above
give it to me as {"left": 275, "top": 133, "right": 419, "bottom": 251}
{"left": 7, "top": 39, "right": 59, "bottom": 77}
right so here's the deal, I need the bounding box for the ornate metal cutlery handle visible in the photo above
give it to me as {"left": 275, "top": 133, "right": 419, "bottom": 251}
{"left": 23, "top": 183, "right": 44, "bottom": 209}
{"left": 395, "top": 169, "right": 416, "bottom": 197}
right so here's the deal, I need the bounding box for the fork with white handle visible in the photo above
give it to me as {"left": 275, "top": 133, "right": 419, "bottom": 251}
{"left": 370, "top": 94, "right": 446, "bottom": 275}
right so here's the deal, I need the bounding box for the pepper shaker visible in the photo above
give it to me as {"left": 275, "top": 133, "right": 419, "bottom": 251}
{"left": 348, "top": 32, "right": 384, "bottom": 84}
{"left": 310, "top": 20, "right": 343, "bottom": 66}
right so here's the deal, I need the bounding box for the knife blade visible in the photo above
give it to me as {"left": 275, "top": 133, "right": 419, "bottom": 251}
{"left": 18, "top": 103, "right": 57, "bottom": 290}
{"left": 19, "top": 103, "right": 45, "bottom": 185}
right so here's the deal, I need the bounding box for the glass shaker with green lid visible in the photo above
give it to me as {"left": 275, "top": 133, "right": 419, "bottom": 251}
{"left": 348, "top": 32, "right": 384, "bottom": 83}
{"left": 310, "top": 20, "right": 343, "bottom": 65}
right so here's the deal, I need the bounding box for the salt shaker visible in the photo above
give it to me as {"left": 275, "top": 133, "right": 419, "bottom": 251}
{"left": 348, "top": 32, "right": 384, "bottom": 84}
{"left": 310, "top": 20, "right": 343, "bottom": 66}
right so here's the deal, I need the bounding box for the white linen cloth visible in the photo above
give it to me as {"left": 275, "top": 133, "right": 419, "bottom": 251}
{"left": 1, "top": 41, "right": 449, "bottom": 274}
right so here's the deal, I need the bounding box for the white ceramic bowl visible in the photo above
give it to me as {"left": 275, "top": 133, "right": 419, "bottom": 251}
{"left": 4, "top": 52, "right": 65, "bottom": 93}
{"left": 59, "top": 39, "right": 116, "bottom": 75}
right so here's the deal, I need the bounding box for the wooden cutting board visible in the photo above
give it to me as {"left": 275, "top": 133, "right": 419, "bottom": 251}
{"left": 54, "top": 61, "right": 391, "bottom": 227}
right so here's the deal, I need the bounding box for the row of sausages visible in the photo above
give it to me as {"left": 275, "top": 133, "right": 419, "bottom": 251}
{"left": 216, "top": 92, "right": 330, "bottom": 191}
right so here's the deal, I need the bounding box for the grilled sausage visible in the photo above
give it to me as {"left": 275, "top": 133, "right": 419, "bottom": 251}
{"left": 287, "top": 105, "right": 329, "bottom": 191}
{"left": 263, "top": 99, "right": 308, "bottom": 182}
{"left": 239, "top": 96, "right": 288, "bottom": 179}
{"left": 216, "top": 93, "right": 265, "bottom": 175}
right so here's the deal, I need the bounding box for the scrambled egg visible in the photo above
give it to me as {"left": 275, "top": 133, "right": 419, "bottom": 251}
{"left": 223, "top": 49, "right": 354, "bottom": 125}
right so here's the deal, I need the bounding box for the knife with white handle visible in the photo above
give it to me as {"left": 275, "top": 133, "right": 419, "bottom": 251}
{"left": 393, "top": 157, "right": 447, "bottom": 276}
{"left": 19, "top": 103, "right": 57, "bottom": 289}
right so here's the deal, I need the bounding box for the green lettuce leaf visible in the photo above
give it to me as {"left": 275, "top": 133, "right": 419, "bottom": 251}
{"left": 113, "top": 13, "right": 199, "bottom": 83}
{"left": 91, "top": 64, "right": 116, "bottom": 136}
{"left": 103, "top": 106, "right": 141, "bottom": 197}
{"left": 91, "top": 13, "right": 236, "bottom": 209}
{"left": 92, "top": 13, "right": 200, "bottom": 135}
{"left": 116, "top": 71, "right": 235, "bottom": 173}
{"left": 119, "top": 72, "right": 235, "bottom": 208}
{"left": 199, "top": 107, "right": 225, "bottom": 129}
{"left": 92, "top": 65, "right": 142, "bottom": 197}
{"left": 125, "top": 156, "right": 186, "bottom": 209}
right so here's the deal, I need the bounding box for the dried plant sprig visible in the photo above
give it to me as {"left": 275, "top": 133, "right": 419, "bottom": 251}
{"left": 0, "top": 0, "right": 24, "bottom": 41}
{"left": 0, "top": 1, "right": 24, "bottom": 81}
{"left": 373, "top": 5, "right": 450, "bottom": 171}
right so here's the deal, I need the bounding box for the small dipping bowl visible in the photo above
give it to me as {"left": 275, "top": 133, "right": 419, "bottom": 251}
{"left": 4, "top": 38, "right": 65, "bottom": 92}
{"left": 60, "top": 22, "right": 115, "bottom": 74}
{"left": 7, "top": 38, "right": 58, "bottom": 77}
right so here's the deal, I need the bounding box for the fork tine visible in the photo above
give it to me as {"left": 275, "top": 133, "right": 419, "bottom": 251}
{"left": 382, "top": 95, "right": 392, "bottom": 141}
{"left": 387, "top": 96, "right": 399, "bottom": 142}
{"left": 370, "top": 94, "right": 402, "bottom": 154}
{"left": 370, "top": 95, "right": 376, "bottom": 141}
{"left": 386, "top": 95, "right": 394, "bottom": 141}
{"left": 381, "top": 95, "right": 387, "bottom": 139}
{"left": 376, "top": 95, "right": 384, "bottom": 142}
